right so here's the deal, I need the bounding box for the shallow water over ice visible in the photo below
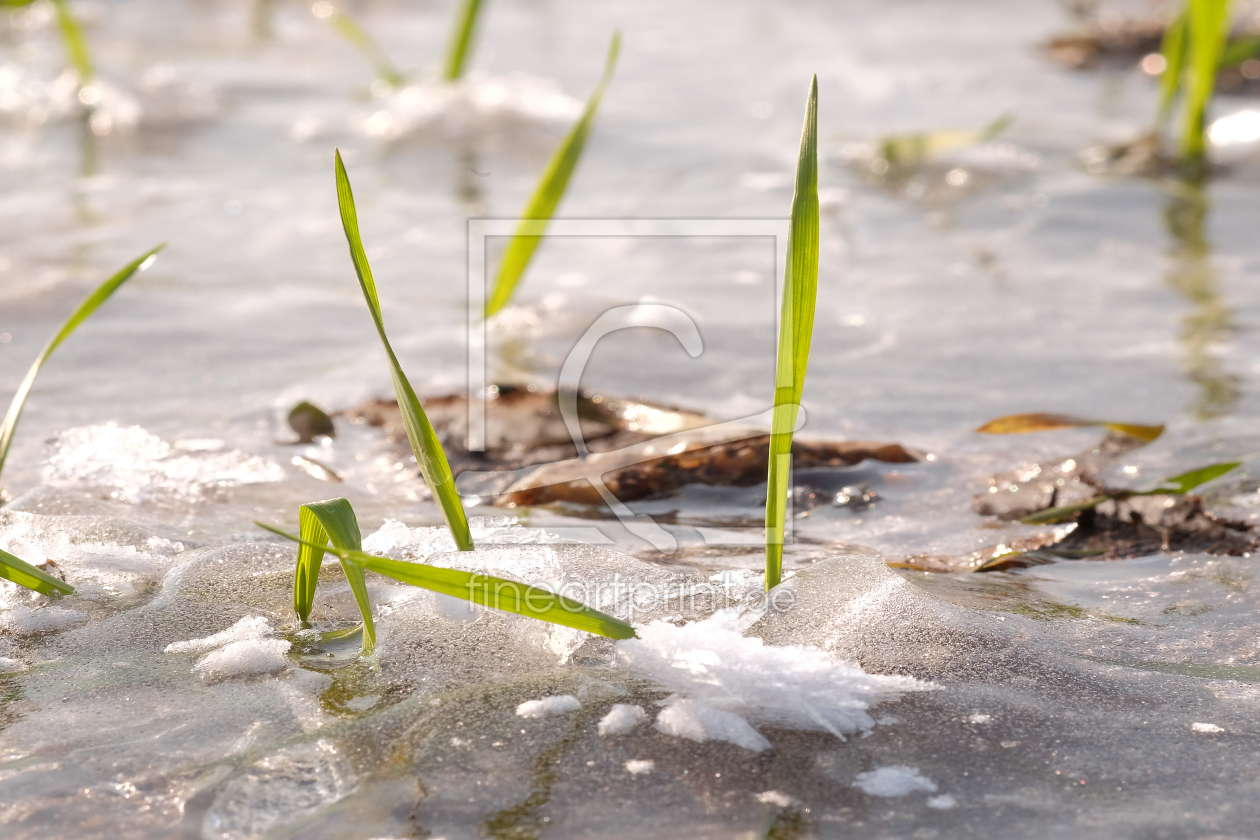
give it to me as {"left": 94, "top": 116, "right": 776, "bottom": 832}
{"left": 5, "top": 0, "right": 1260, "bottom": 837}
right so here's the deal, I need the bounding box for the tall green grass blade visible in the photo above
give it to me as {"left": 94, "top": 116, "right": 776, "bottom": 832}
{"left": 325, "top": 8, "right": 404, "bottom": 88}
{"left": 0, "top": 547, "right": 74, "bottom": 596}
{"left": 484, "top": 32, "right": 620, "bottom": 317}
{"left": 257, "top": 520, "right": 637, "bottom": 640}
{"left": 1180, "top": 0, "right": 1232, "bottom": 163}
{"left": 294, "top": 498, "right": 375, "bottom": 654}
{"left": 1159, "top": 11, "right": 1188, "bottom": 130}
{"left": 334, "top": 151, "right": 473, "bottom": 550}
{"left": 1136, "top": 460, "right": 1241, "bottom": 495}
{"left": 1019, "top": 495, "right": 1109, "bottom": 525}
{"left": 765, "top": 76, "right": 819, "bottom": 591}
{"left": 51, "top": 0, "right": 92, "bottom": 82}
{"left": 0, "top": 245, "right": 164, "bottom": 490}
{"left": 442, "top": 0, "right": 484, "bottom": 81}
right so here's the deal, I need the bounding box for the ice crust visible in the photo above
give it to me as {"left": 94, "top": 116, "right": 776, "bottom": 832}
{"left": 194, "top": 639, "right": 292, "bottom": 676}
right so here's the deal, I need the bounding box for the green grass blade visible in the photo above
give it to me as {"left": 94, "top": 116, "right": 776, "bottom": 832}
{"left": 0, "top": 245, "right": 164, "bottom": 490}
{"left": 484, "top": 32, "right": 620, "bottom": 317}
{"left": 0, "top": 547, "right": 74, "bottom": 596}
{"left": 764, "top": 76, "right": 819, "bottom": 591}
{"left": 257, "top": 520, "right": 637, "bottom": 640}
{"left": 333, "top": 151, "right": 473, "bottom": 551}
{"left": 1019, "top": 495, "right": 1110, "bottom": 525}
{"left": 1180, "top": 0, "right": 1232, "bottom": 163}
{"left": 51, "top": 0, "right": 92, "bottom": 82}
{"left": 294, "top": 505, "right": 328, "bottom": 622}
{"left": 1136, "top": 460, "right": 1241, "bottom": 495}
{"left": 1158, "top": 11, "right": 1188, "bottom": 130}
{"left": 442, "top": 0, "right": 484, "bottom": 81}
{"left": 326, "top": 8, "right": 404, "bottom": 88}
{"left": 297, "top": 498, "right": 375, "bottom": 654}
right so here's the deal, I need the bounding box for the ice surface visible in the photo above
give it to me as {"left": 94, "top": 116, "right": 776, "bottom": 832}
{"left": 654, "top": 698, "right": 771, "bottom": 751}
{"left": 620, "top": 614, "right": 928, "bottom": 738}
{"left": 853, "top": 766, "right": 938, "bottom": 797}
{"left": 597, "top": 703, "right": 647, "bottom": 735}
{"left": 43, "top": 424, "right": 284, "bottom": 502}
{"left": 193, "top": 639, "right": 292, "bottom": 676}
{"left": 165, "top": 616, "right": 274, "bottom": 654}
{"left": 515, "top": 694, "right": 581, "bottom": 718}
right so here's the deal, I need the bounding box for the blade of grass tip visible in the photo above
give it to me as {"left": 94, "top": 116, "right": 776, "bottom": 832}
{"left": 1180, "top": 0, "right": 1231, "bottom": 164}
{"left": 0, "top": 245, "right": 164, "bottom": 490}
{"left": 257, "top": 520, "right": 636, "bottom": 639}
{"left": 334, "top": 152, "right": 473, "bottom": 550}
{"left": 442, "top": 0, "right": 485, "bottom": 81}
{"left": 51, "top": 0, "right": 92, "bottom": 83}
{"left": 1018, "top": 495, "right": 1110, "bottom": 525}
{"left": 1135, "top": 460, "right": 1241, "bottom": 495}
{"left": 1158, "top": 10, "right": 1187, "bottom": 131}
{"left": 484, "top": 32, "right": 621, "bottom": 317}
{"left": 326, "top": 8, "right": 404, "bottom": 88}
{"left": 299, "top": 498, "right": 375, "bottom": 654}
{"left": 0, "top": 546, "right": 74, "bottom": 596}
{"left": 765, "top": 76, "right": 819, "bottom": 592}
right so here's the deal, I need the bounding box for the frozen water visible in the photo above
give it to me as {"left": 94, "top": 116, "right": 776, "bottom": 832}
{"left": 597, "top": 703, "right": 647, "bottom": 735}
{"left": 1, "top": 605, "right": 86, "bottom": 634}
{"left": 927, "top": 794, "right": 958, "bottom": 809}
{"left": 853, "top": 765, "right": 938, "bottom": 797}
{"left": 515, "top": 694, "right": 580, "bottom": 718}
{"left": 623, "top": 759, "right": 654, "bottom": 775}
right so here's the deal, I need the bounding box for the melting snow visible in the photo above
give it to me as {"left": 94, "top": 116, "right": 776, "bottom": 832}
{"left": 598, "top": 703, "right": 647, "bottom": 736}
{"left": 193, "top": 639, "right": 292, "bottom": 676}
{"left": 165, "top": 616, "right": 274, "bottom": 654}
{"left": 853, "top": 766, "right": 938, "bottom": 797}
{"left": 516, "top": 695, "right": 581, "bottom": 718}
{"left": 655, "top": 697, "right": 771, "bottom": 752}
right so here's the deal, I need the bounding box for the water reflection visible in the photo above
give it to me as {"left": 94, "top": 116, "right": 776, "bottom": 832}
{"left": 1162, "top": 178, "right": 1241, "bottom": 420}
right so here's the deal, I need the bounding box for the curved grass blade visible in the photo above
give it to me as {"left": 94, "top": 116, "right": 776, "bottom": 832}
{"left": 0, "top": 547, "right": 74, "bottom": 596}
{"left": 1135, "top": 460, "right": 1241, "bottom": 495}
{"left": 484, "top": 32, "right": 620, "bottom": 317}
{"left": 334, "top": 151, "right": 473, "bottom": 550}
{"left": 51, "top": 0, "right": 92, "bottom": 82}
{"left": 0, "top": 245, "right": 164, "bottom": 490}
{"left": 1018, "top": 495, "right": 1109, "bottom": 526}
{"left": 322, "top": 6, "right": 404, "bottom": 88}
{"left": 1180, "top": 0, "right": 1232, "bottom": 164}
{"left": 976, "top": 412, "right": 1164, "bottom": 443}
{"left": 765, "top": 76, "right": 819, "bottom": 591}
{"left": 442, "top": 0, "right": 484, "bottom": 81}
{"left": 257, "top": 520, "right": 636, "bottom": 640}
{"left": 294, "top": 498, "right": 375, "bottom": 654}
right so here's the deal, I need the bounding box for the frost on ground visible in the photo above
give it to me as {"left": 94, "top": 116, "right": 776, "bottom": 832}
{"left": 618, "top": 614, "right": 929, "bottom": 744}
{"left": 516, "top": 695, "right": 581, "bottom": 718}
{"left": 598, "top": 703, "right": 647, "bottom": 736}
{"left": 193, "top": 639, "right": 291, "bottom": 676}
{"left": 624, "top": 759, "right": 654, "bottom": 775}
{"left": 853, "top": 766, "right": 938, "bottom": 797}
{"left": 1, "top": 606, "right": 86, "bottom": 634}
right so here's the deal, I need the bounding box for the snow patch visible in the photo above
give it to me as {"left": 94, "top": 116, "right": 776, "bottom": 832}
{"left": 1192, "top": 722, "right": 1224, "bottom": 733}
{"left": 623, "top": 759, "right": 654, "bottom": 775}
{"left": 927, "top": 794, "right": 958, "bottom": 809}
{"left": 165, "top": 616, "right": 274, "bottom": 654}
{"left": 655, "top": 698, "right": 771, "bottom": 752}
{"left": 598, "top": 703, "right": 647, "bottom": 736}
{"left": 619, "top": 616, "right": 929, "bottom": 738}
{"left": 516, "top": 695, "right": 581, "bottom": 718}
{"left": 853, "top": 766, "right": 937, "bottom": 797}
{"left": 194, "top": 639, "right": 291, "bottom": 676}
